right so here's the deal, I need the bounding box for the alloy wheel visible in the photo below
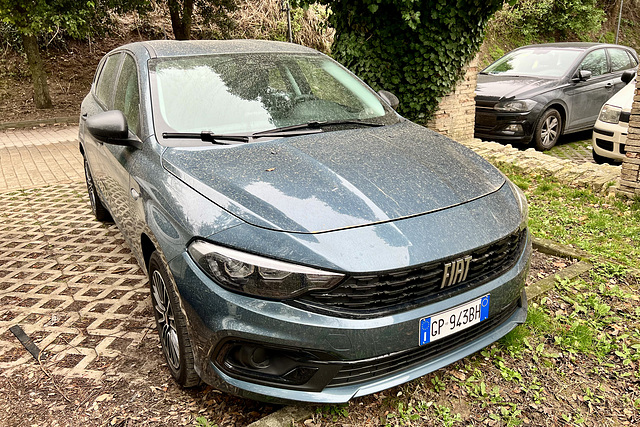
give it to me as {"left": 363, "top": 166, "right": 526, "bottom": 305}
{"left": 540, "top": 116, "right": 559, "bottom": 148}
{"left": 151, "top": 269, "right": 181, "bottom": 371}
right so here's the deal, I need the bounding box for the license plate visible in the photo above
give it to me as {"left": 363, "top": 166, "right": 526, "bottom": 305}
{"left": 419, "top": 294, "right": 490, "bottom": 345}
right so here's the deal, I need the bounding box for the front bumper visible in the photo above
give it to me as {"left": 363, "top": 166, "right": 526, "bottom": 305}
{"left": 168, "top": 232, "right": 531, "bottom": 403}
{"left": 592, "top": 120, "right": 628, "bottom": 162}
{"left": 474, "top": 108, "right": 538, "bottom": 144}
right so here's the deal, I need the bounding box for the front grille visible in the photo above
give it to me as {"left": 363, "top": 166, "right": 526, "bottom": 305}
{"left": 595, "top": 138, "right": 614, "bottom": 152}
{"left": 475, "top": 111, "right": 497, "bottom": 129}
{"left": 326, "top": 299, "right": 520, "bottom": 387}
{"left": 293, "top": 229, "right": 527, "bottom": 318}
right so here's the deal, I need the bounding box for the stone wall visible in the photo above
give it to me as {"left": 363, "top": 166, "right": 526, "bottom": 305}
{"left": 619, "top": 78, "right": 640, "bottom": 198}
{"left": 426, "top": 56, "right": 478, "bottom": 143}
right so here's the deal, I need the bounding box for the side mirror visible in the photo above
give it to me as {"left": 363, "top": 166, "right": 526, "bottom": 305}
{"left": 621, "top": 69, "right": 636, "bottom": 84}
{"left": 86, "top": 110, "right": 141, "bottom": 149}
{"left": 378, "top": 89, "right": 400, "bottom": 110}
{"left": 574, "top": 69, "right": 592, "bottom": 82}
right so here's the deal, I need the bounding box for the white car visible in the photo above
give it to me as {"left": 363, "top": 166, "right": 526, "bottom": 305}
{"left": 592, "top": 69, "right": 637, "bottom": 163}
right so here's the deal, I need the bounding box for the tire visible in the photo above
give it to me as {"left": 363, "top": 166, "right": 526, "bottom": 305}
{"left": 83, "top": 158, "right": 111, "bottom": 221}
{"left": 534, "top": 108, "right": 562, "bottom": 151}
{"left": 148, "top": 252, "right": 199, "bottom": 387}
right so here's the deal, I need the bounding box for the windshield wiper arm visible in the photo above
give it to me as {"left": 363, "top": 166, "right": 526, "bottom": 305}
{"left": 163, "top": 131, "right": 249, "bottom": 145}
{"left": 252, "top": 120, "right": 384, "bottom": 137}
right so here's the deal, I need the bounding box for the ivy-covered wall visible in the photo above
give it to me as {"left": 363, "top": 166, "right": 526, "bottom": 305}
{"left": 315, "top": 0, "right": 503, "bottom": 123}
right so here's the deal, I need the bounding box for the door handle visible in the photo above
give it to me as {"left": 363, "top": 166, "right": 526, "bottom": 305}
{"left": 130, "top": 188, "right": 140, "bottom": 200}
{"left": 605, "top": 83, "right": 613, "bottom": 89}
{"left": 81, "top": 113, "right": 88, "bottom": 121}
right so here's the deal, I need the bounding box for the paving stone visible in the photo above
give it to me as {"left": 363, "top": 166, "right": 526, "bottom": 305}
{"left": 0, "top": 183, "right": 153, "bottom": 382}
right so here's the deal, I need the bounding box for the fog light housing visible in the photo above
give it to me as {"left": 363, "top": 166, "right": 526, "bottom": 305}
{"left": 502, "top": 124, "right": 523, "bottom": 135}
{"left": 213, "top": 341, "right": 340, "bottom": 391}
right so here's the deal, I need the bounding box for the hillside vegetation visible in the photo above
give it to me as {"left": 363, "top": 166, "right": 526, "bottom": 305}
{"left": 481, "top": 0, "right": 640, "bottom": 67}
{"left": 0, "top": 0, "right": 639, "bottom": 123}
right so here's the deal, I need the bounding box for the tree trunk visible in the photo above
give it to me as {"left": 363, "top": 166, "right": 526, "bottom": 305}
{"left": 22, "top": 34, "right": 52, "bottom": 109}
{"left": 168, "top": 0, "right": 195, "bottom": 40}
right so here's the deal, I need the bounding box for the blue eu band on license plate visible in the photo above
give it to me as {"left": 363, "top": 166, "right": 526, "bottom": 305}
{"left": 419, "top": 294, "right": 490, "bottom": 346}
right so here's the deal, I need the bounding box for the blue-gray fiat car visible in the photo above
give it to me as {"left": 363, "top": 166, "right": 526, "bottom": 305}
{"left": 79, "top": 40, "right": 531, "bottom": 403}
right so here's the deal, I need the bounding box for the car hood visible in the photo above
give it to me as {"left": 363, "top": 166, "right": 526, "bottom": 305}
{"left": 161, "top": 121, "right": 505, "bottom": 234}
{"left": 476, "top": 74, "right": 559, "bottom": 101}
{"left": 603, "top": 78, "right": 636, "bottom": 111}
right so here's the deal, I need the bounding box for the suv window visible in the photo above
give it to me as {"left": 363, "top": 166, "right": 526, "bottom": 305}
{"left": 114, "top": 54, "right": 141, "bottom": 135}
{"left": 580, "top": 49, "right": 608, "bottom": 77}
{"left": 609, "top": 48, "right": 633, "bottom": 72}
{"left": 95, "top": 53, "right": 123, "bottom": 108}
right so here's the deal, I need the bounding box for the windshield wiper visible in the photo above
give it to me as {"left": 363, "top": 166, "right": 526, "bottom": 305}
{"left": 163, "top": 131, "right": 249, "bottom": 145}
{"left": 252, "top": 120, "right": 384, "bottom": 137}
{"left": 162, "top": 120, "right": 384, "bottom": 144}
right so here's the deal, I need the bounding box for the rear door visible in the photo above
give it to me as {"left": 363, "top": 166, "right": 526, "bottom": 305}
{"left": 608, "top": 47, "right": 637, "bottom": 93}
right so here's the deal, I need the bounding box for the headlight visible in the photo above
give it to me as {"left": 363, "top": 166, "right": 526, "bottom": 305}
{"left": 508, "top": 180, "right": 529, "bottom": 229}
{"left": 187, "top": 240, "right": 344, "bottom": 299}
{"left": 494, "top": 99, "right": 537, "bottom": 112}
{"left": 598, "top": 105, "right": 622, "bottom": 124}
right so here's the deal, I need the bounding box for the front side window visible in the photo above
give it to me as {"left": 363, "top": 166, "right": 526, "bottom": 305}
{"left": 579, "top": 49, "right": 608, "bottom": 77}
{"left": 95, "top": 53, "right": 123, "bottom": 108}
{"left": 150, "top": 53, "right": 396, "bottom": 137}
{"left": 114, "top": 54, "right": 141, "bottom": 135}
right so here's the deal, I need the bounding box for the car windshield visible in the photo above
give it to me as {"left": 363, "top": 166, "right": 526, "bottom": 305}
{"left": 483, "top": 48, "right": 583, "bottom": 78}
{"left": 150, "top": 53, "right": 398, "bottom": 136}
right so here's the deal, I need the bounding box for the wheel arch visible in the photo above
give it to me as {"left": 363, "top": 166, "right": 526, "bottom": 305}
{"left": 141, "top": 233, "right": 156, "bottom": 273}
{"left": 544, "top": 102, "right": 567, "bottom": 135}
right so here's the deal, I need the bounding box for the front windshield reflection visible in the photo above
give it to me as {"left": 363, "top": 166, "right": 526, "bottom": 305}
{"left": 483, "top": 48, "right": 582, "bottom": 78}
{"left": 151, "top": 53, "right": 394, "bottom": 136}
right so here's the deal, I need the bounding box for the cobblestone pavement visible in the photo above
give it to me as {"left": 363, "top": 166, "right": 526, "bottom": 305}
{"left": 0, "top": 126, "right": 155, "bottom": 385}
{"left": 545, "top": 132, "right": 595, "bottom": 164}
{"left": 0, "top": 125, "right": 82, "bottom": 192}
{"left": 0, "top": 183, "right": 154, "bottom": 382}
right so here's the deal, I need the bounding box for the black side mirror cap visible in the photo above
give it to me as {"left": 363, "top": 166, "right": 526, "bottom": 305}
{"left": 86, "top": 110, "right": 142, "bottom": 149}
{"left": 621, "top": 69, "right": 636, "bottom": 84}
{"left": 378, "top": 90, "right": 400, "bottom": 110}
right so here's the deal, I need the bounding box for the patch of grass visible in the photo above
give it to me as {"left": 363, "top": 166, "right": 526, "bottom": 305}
{"left": 499, "top": 166, "right": 640, "bottom": 268}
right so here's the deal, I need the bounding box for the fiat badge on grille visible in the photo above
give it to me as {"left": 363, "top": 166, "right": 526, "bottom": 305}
{"left": 441, "top": 255, "right": 472, "bottom": 288}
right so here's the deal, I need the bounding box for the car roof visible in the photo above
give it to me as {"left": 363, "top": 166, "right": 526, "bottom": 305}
{"left": 116, "top": 39, "right": 321, "bottom": 59}
{"left": 516, "top": 42, "right": 634, "bottom": 51}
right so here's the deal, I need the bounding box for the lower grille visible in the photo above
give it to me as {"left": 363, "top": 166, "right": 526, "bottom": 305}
{"left": 293, "top": 229, "right": 527, "bottom": 318}
{"left": 595, "top": 138, "right": 614, "bottom": 152}
{"left": 327, "top": 299, "right": 520, "bottom": 387}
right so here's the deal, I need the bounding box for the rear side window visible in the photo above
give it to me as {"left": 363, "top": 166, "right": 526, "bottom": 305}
{"left": 114, "top": 54, "right": 141, "bottom": 135}
{"left": 580, "top": 49, "right": 608, "bottom": 77}
{"left": 95, "top": 53, "right": 123, "bottom": 108}
{"left": 609, "top": 48, "right": 633, "bottom": 72}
